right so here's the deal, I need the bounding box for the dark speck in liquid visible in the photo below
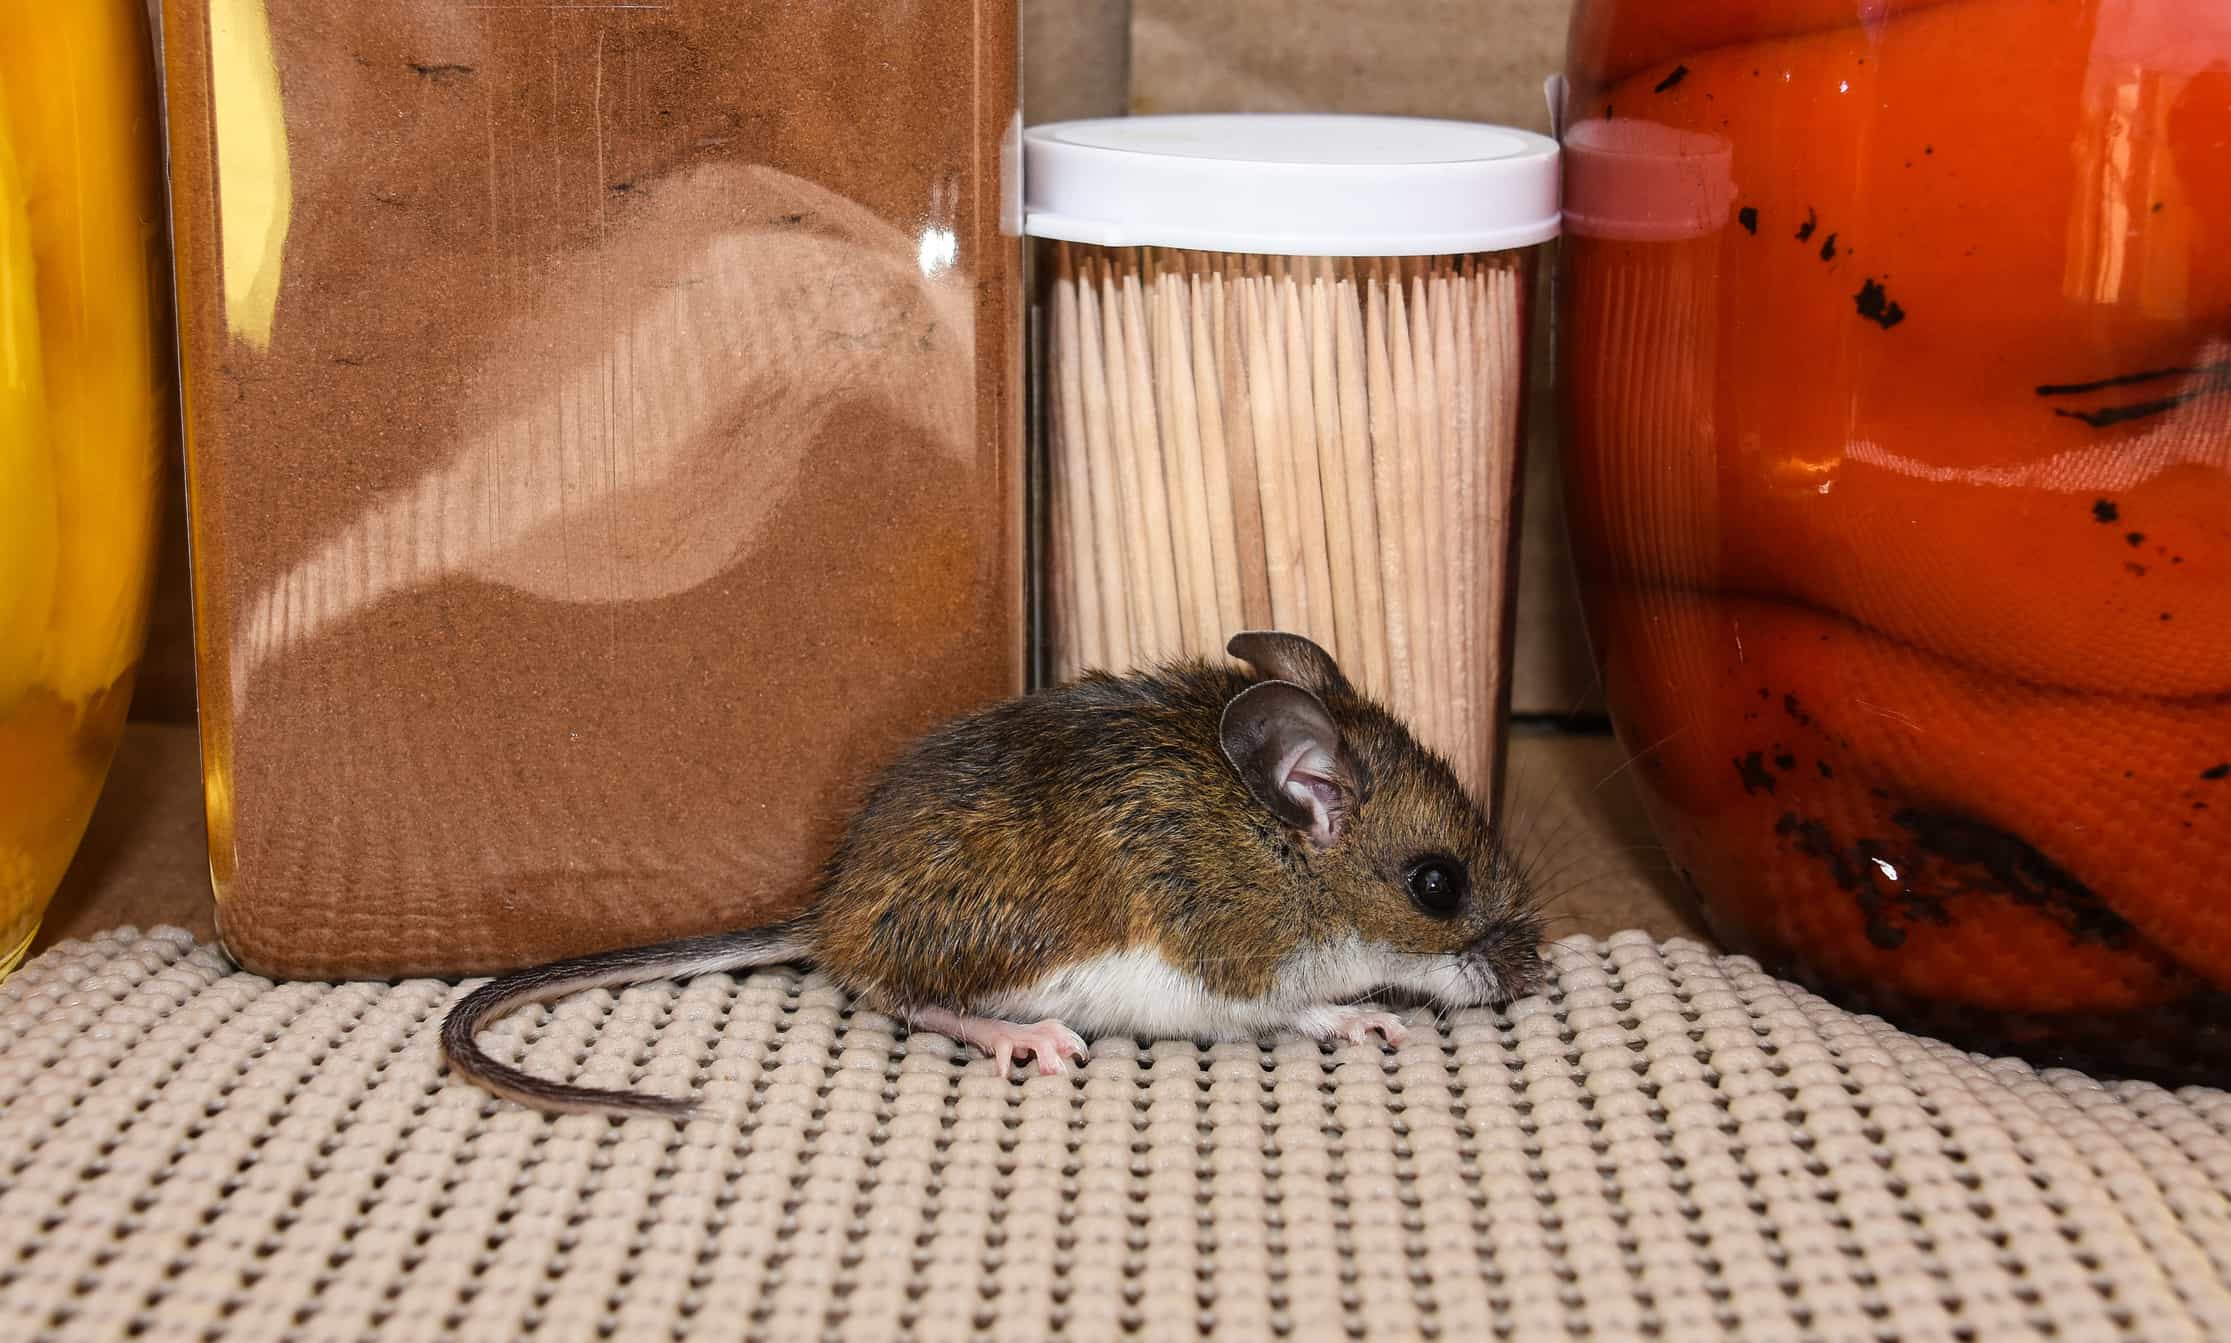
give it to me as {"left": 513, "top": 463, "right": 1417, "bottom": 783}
{"left": 2057, "top": 394, "right": 2206, "bottom": 428}
{"left": 1891, "top": 808, "right": 2134, "bottom": 948}
{"left": 1855, "top": 278, "right": 1906, "bottom": 329}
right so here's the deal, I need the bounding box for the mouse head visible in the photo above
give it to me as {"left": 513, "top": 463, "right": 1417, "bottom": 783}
{"left": 1220, "top": 631, "right": 1542, "bottom": 1006}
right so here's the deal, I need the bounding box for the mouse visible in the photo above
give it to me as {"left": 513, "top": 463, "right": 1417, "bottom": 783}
{"left": 442, "top": 630, "right": 1544, "bottom": 1119}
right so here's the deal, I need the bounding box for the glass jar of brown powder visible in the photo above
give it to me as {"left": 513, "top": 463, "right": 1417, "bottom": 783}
{"left": 159, "top": 2, "right": 1024, "bottom": 978}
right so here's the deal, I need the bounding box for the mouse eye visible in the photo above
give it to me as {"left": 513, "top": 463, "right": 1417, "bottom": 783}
{"left": 1404, "top": 855, "right": 1467, "bottom": 917}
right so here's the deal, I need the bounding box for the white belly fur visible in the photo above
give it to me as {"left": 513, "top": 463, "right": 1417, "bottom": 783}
{"left": 973, "top": 939, "right": 1476, "bottom": 1042}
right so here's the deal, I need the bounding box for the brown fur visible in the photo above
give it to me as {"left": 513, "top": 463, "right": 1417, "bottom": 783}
{"left": 810, "top": 636, "right": 1539, "bottom": 1010}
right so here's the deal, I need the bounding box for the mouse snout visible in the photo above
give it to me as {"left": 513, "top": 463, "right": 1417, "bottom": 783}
{"left": 1460, "top": 930, "right": 1546, "bottom": 1003}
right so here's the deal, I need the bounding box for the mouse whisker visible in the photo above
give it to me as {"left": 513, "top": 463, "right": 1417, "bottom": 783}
{"left": 1528, "top": 890, "right": 1606, "bottom": 924}
{"left": 1514, "top": 846, "right": 1596, "bottom": 897}
{"left": 1415, "top": 961, "right": 1470, "bottom": 1019}
{"left": 1517, "top": 842, "right": 1678, "bottom": 905}
{"left": 1593, "top": 725, "right": 1690, "bottom": 794}
{"left": 1498, "top": 779, "right": 1561, "bottom": 874}
{"left": 1528, "top": 860, "right": 1684, "bottom": 913}
{"left": 1507, "top": 755, "right": 1599, "bottom": 860}
{"left": 1456, "top": 964, "right": 1492, "bottom": 1017}
{"left": 1507, "top": 809, "right": 1586, "bottom": 888}
{"left": 1528, "top": 912, "right": 1594, "bottom": 939}
{"left": 1517, "top": 857, "right": 1625, "bottom": 907}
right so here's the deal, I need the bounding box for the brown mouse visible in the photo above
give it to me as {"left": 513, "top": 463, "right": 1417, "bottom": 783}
{"left": 442, "top": 631, "right": 1543, "bottom": 1118}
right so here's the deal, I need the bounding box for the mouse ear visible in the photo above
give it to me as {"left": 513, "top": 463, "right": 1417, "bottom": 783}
{"left": 1226, "top": 631, "right": 1351, "bottom": 697}
{"left": 1219, "top": 679, "right": 1359, "bottom": 848}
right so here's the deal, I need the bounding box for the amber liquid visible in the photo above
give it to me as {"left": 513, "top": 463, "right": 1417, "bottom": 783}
{"left": 0, "top": 1, "right": 168, "bottom": 978}
{"left": 0, "top": 677, "right": 134, "bottom": 972}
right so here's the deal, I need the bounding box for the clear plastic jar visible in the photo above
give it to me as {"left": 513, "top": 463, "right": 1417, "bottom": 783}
{"left": 0, "top": 2, "right": 170, "bottom": 975}
{"left": 1026, "top": 115, "right": 1559, "bottom": 804}
{"left": 1560, "top": 0, "right": 2231, "bottom": 1079}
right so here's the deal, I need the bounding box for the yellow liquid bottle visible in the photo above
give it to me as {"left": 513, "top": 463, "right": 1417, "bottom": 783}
{"left": 0, "top": 0, "right": 172, "bottom": 974}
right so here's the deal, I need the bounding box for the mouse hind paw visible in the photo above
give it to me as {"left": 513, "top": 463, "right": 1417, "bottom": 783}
{"left": 1292, "top": 1005, "right": 1410, "bottom": 1049}
{"left": 909, "top": 1007, "right": 1089, "bottom": 1076}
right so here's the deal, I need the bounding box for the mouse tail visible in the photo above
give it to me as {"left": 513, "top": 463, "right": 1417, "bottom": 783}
{"left": 441, "top": 919, "right": 813, "bottom": 1120}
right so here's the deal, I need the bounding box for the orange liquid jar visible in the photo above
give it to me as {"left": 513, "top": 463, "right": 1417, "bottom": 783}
{"left": 1559, "top": 1, "right": 2231, "bottom": 1078}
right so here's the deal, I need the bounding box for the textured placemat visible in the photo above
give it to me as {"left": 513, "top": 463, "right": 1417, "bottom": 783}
{"left": 4, "top": 928, "right": 2230, "bottom": 1342}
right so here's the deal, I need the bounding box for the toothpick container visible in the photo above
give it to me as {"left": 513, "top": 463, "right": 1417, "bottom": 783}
{"left": 1024, "top": 114, "right": 1560, "bottom": 809}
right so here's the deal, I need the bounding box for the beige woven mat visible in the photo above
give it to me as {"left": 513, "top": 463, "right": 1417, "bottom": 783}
{"left": 4, "top": 929, "right": 2230, "bottom": 1343}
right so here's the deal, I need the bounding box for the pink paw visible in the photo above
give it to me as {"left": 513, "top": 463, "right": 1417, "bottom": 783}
{"left": 989, "top": 1019, "right": 1090, "bottom": 1075}
{"left": 1328, "top": 1008, "right": 1409, "bottom": 1048}
{"left": 910, "top": 1008, "right": 1089, "bottom": 1076}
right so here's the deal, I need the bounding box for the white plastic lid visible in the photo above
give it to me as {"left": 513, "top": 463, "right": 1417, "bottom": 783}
{"left": 1024, "top": 114, "right": 1560, "bottom": 257}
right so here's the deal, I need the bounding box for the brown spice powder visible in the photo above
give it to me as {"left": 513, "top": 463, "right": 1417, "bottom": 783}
{"left": 161, "top": 2, "right": 1023, "bottom": 979}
